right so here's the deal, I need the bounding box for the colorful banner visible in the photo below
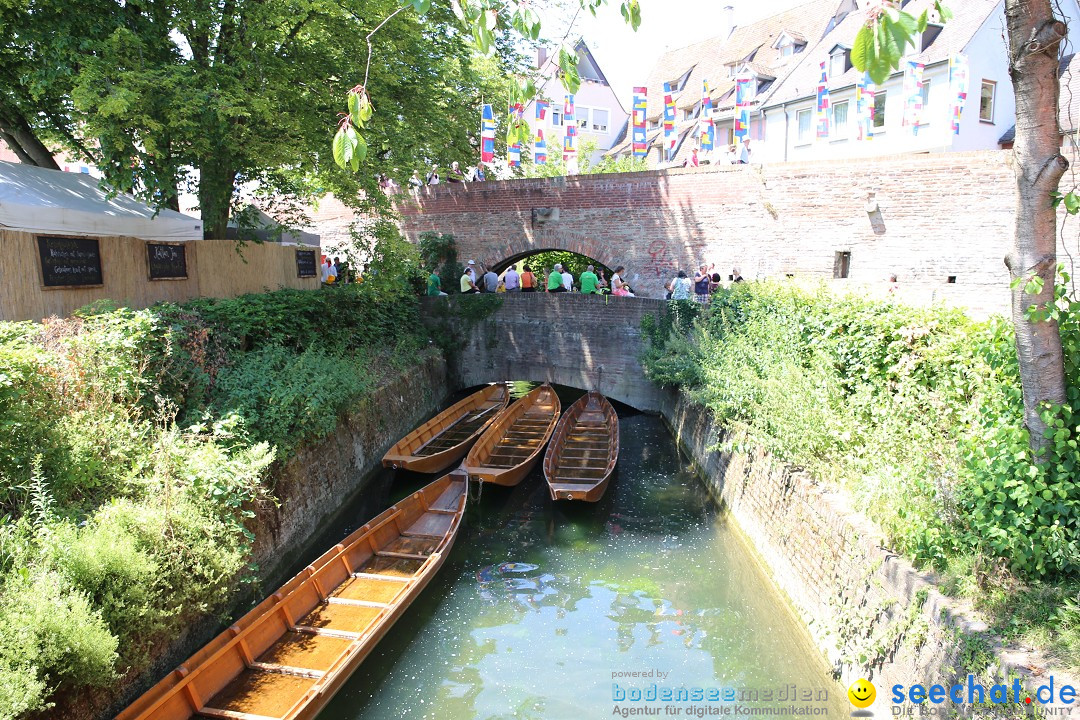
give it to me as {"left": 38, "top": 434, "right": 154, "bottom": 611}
{"left": 508, "top": 143, "right": 521, "bottom": 167}
{"left": 480, "top": 104, "right": 495, "bottom": 164}
{"left": 700, "top": 80, "right": 715, "bottom": 151}
{"left": 632, "top": 86, "right": 648, "bottom": 159}
{"left": 855, "top": 72, "right": 875, "bottom": 141}
{"left": 534, "top": 100, "right": 549, "bottom": 164}
{"left": 903, "top": 61, "right": 926, "bottom": 135}
{"left": 734, "top": 74, "right": 752, "bottom": 139}
{"left": 663, "top": 82, "right": 676, "bottom": 161}
{"left": 948, "top": 54, "right": 970, "bottom": 135}
{"left": 563, "top": 94, "right": 577, "bottom": 161}
{"left": 815, "top": 61, "right": 830, "bottom": 139}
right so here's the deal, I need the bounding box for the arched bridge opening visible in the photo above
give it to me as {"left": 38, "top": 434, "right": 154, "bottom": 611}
{"left": 419, "top": 293, "right": 669, "bottom": 413}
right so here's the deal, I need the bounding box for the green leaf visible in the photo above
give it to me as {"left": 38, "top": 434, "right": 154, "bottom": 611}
{"left": 348, "top": 92, "right": 361, "bottom": 127}
{"left": 851, "top": 25, "right": 874, "bottom": 71}
{"left": 917, "top": 9, "right": 929, "bottom": 32}
{"left": 1065, "top": 191, "right": 1080, "bottom": 214}
{"left": 353, "top": 131, "right": 368, "bottom": 164}
{"left": 332, "top": 126, "right": 352, "bottom": 169}
{"left": 935, "top": 1, "right": 954, "bottom": 22}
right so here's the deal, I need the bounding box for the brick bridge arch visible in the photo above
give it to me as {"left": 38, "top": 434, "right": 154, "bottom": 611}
{"left": 483, "top": 241, "right": 616, "bottom": 275}
{"left": 419, "top": 294, "right": 668, "bottom": 412}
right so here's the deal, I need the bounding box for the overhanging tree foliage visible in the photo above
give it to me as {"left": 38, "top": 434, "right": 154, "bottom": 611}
{"left": 0, "top": 0, "right": 517, "bottom": 237}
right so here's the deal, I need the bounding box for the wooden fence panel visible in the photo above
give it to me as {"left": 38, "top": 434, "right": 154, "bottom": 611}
{"left": 0, "top": 231, "right": 320, "bottom": 322}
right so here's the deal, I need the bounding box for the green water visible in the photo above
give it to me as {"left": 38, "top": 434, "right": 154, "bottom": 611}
{"left": 318, "top": 392, "right": 845, "bottom": 720}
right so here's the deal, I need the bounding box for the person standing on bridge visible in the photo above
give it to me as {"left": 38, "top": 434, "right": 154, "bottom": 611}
{"left": 561, "top": 266, "right": 573, "bottom": 292}
{"left": 504, "top": 264, "right": 521, "bottom": 292}
{"left": 482, "top": 264, "right": 499, "bottom": 293}
{"left": 670, "top": 270, "right": 692, "bottom": 300}
{"left": 548, "top": 264, "right": 566, "bottom": 292}
{"left": 579, "top": 265, "right": 599, "bottom": 294}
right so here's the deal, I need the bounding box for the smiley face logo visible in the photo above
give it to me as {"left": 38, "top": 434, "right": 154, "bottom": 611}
{"left": 848, "top": 678, "right": 876, "bottom": 709}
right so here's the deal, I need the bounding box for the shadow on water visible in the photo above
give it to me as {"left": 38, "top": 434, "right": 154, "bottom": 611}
{"left": 282, "top": 383, "right": 843, "bottom": 720}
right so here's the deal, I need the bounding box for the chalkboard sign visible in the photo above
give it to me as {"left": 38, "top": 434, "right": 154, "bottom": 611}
{"left": 37, "top": 236, "right": 104, "bottom": 287}
{"left": 296, "top": 249, "right": 317, "bottom": 278}
{"left": 147, "top": 242, "right": 188, "bottom": 280}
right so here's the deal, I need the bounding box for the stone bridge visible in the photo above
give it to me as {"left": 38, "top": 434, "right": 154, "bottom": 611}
{"left": 419, "top": 293, "right": 668, "bottom": 412}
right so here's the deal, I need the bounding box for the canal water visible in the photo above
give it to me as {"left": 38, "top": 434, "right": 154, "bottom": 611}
{"left": 312, "top": 385, "right": 845, "bottom": 719}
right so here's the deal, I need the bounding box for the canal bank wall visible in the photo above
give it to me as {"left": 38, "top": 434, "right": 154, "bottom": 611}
{"left": 660, "top": 389, "right": 1073, "bottom": 701}
{"left": 101, "top": 355, "right": 450, "bottom": 720}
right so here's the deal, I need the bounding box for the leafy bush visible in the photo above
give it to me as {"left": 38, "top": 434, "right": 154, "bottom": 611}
{"left": 642, "top": 281, "right": 1080, "bottom": 579}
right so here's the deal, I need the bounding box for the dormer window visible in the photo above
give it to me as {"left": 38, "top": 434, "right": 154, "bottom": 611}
{"left": 667, "top": 67, "right": 694, "bottom": 93}
{"left": 727, "top": 64, "right": 737, "bottom": 78}
{"left": 774, "top": 31, "right": 807, "bottom": 58}
{"left": 921, "top": 23, "right": 944, "bottom": 51}
{"left": 829, "top": 45, "right": 851, "bottom": 77}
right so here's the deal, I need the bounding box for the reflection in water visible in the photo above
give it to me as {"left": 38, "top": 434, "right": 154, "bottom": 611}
{"left": 318, "top": 405, "right": 844, "bottom": 720}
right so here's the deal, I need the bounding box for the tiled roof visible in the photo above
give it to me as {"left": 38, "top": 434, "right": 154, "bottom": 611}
{"left": 1000, "top": 52, "right": 1080, "bottom": 143}
{"left": 641, "top": 0, "right": 851, "bottom": 118}
{"left": 761, "top": 0, "right": 1002, "bottom": 109}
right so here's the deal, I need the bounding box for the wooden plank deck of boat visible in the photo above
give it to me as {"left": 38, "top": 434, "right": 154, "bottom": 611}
{"left": 544, "top": 392, "right": 619, "bottom": 502}
{"left": 116, "top": 473, "right": 468, "bottom": 720}
{"left": 462, "top": 385, "right": 561, "bottom": 487}
{"left": 382, "top": 384, "right": 508, "bottom": 473}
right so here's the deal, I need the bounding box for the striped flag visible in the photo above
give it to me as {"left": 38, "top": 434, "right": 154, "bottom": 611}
{"left": 480, "top": 104, "right": 495, "bottom": 164}
{"left": 734, "top": 74, "right": 752, "bottom": 139}
{"left": 663, "top": 82, "right": 676, "bottom": 161}
{"left": 508, "top": 143, "right": 521, "bottom": 167}
{"left": 632, "top": 87, "right": 648, "bottom": 159}
{"left": 948, "top": 54, "right": 969, "bottom": 135}
{"left": 856, "top": 72, "right": 875, "bottom": 140}
{"left": 903, "top": 61, "right": 926, "bottom": 135}
{"left": 700, "top": 80, "right": 715, "bottom": 151}
{"left": 534, "top": 100, "right": 549, "bottom": 164}
{"left": 563, "top": 94, "right": 577, "bottom": 161}
{"left": 815, "top": 61, "right": 830, "bottom": 139}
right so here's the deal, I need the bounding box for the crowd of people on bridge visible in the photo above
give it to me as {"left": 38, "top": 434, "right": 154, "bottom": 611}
{"left": 425, "top": 257, "right": 749, "bottom": 302}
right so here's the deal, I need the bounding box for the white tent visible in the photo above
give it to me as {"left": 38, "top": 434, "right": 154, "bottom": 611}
{"left": 0, "top": 160, "right": 203, "bottom": 241}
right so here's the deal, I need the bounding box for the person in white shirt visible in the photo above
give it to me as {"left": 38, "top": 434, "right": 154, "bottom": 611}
{"left": 504, "top": 265, "right": 521, "bottom": 292}
{"left": 561, "top": 267, "right": 573, "bottom": 291}
{"left": 320, "top": 258, "right": 331, "bottom": 283}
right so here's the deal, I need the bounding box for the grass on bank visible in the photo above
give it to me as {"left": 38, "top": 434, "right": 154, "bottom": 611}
{"left": 0, "top": 280, "right": 435, "bottom": 718}
{"left": 641, "top": 281, "right": 1080, "bottom": 670}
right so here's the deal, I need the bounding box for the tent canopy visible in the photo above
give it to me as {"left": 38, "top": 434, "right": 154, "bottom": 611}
{"left": 0, "top": 161, "right": 203, "bottom": 241}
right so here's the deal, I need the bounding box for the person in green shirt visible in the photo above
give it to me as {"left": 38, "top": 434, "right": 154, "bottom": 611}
{"left": 579, "top": 265, "right": 599, "bottom": 294}
{"left": 427, "top": 271, "right": 445, "bottom": 296}
{"left": 548, "top": 264, "right": 566, "bottom": 292}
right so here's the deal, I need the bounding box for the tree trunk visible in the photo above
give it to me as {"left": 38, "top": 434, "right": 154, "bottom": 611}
{"left": 198, "top": 161, "right": 237, "bottom": 239}
{"left": 0, "top": 108, "right": 60, "bottom": 169}
{"left": 1004, "top": 0, "right": 1069, "bottom": 453}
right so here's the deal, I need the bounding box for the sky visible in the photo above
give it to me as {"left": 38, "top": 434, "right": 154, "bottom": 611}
{"left": 546, "top": 0, "right": 812, "bottom": 102}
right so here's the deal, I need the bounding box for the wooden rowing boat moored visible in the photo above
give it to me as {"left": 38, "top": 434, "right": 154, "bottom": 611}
{"left": 543, "top": 391, "right": 619, "bottom": 502}
{"left": 115, "top": 472, "right": 468, "bottom": 720}
{"left": 382, "top": 383, "right": 509, "bottom": 473}
{"left": 462, "top": 384, "right": 561, "bottom": 487}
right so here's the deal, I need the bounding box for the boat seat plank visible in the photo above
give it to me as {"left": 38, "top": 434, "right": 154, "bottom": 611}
{"left": 375, "top": 550, "right": 430, "bottom": 560}
{"left": 430, "top": 482, "right": 466, "bottom": 512}
{"left": 383, "top": 535, "right": 439, "bottom": 555}
{"left": 291, "top": 625, "right": 362, "bottom": 640}
{"left": 408, "top": 512, "right": 453, "bottom": 538}
{"left": 256, "top": 631, "right": 352, "bottom": 673}
{"left": 299, "top": 602, "right": 383, "bottom": 634}
{"left": 247, "top": 661, "right": 325, "bottom": 679}
{"left": 201, "top": 669, "right": 315, "bottom": 719}
{"left": 332, "top": 575, "right": 405, "bottom": 604}
{"left": 351, "top": 572, "right": 410, "bottom": 582}
{"left": 358, "top": 555, "right": 425, "bottom": 578}
{"left": 400, "top": 530, "right": 443, "bottom": 540}
{"left": 197, "top": 708, "right": 281, "bottom": 720}
{"left": 326, "top": 597, "right": 392, "bottom": 609}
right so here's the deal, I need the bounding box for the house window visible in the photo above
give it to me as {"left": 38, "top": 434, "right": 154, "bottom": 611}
{"left": 727, "top": 64, "right": 737, "bottom": 78}
{"left": 796, "top": 108, "right": 812, "bottom": 143}
{"left": 782, "top": 43, "right": 795, "bottom": 57}
{"left": 832, "top": 101, "right": 849, "bottom": 137}
{"left": 682, "top": 105, "right": 700, "bottom": 122}
{"left": 552, "top": 110, "right": 562, "bottom": 127}
{"left": 919, "top": 79, "right": 931, "bottom": 121}
{"left": 980, "top": 80, "right": 995, "bottom": 122}
{"left": 577, "top": 106, "right": 591, "bottom": 129}
{"left": 834, "top": 251, "right": 851, "bottom": 279}
{"left": 921, "top": 23, "right": 944, "bottom": 50}
{"left": 830, "top": 50, "right": 849, "bottom": 78}
{"left": 649, "top": 119, "right": 661, "bottom": 130}
{"left": 592, "top": 108, "right": 609, "bottom": 132}
{"left": 873, "top": 91, "right": 886, "bottom": 128}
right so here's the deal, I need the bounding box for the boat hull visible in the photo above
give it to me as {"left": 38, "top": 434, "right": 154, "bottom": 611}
{"left": 463, "top": 385, "right": 561, "bottom": 487}
{"left": 382, "top": 384, "right": 508, "bottom": 474}
{"left": 116, "top": 473, "right": 467, "bottom": 720}
{"left": 544, "top": 391, "right": 619, "bottom": 502}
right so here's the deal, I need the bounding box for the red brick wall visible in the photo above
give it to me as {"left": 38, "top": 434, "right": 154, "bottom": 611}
{"left": 396, "top": 151, "right": 1055, "bottom": 317}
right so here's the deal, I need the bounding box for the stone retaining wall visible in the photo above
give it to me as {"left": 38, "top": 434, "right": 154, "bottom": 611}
{"left": 661, "top": 389, "right": 1077, "bottom": 710}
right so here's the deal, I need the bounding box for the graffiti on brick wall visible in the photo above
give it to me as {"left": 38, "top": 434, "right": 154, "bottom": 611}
{"left": 643, "top": 239, "right": 677, "bottom": 279}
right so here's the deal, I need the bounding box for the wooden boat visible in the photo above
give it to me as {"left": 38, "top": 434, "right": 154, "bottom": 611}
{"left": 462, "top": 384, "right": 561, "bottom": 487}
{"left": 382, "top": 383, "right": 509, "bottom": 473}
{"left": 116, "top": 472, "right": 468, "bottom": 720}
{"left": 543, "top": 391, "right": 619, "bottom": 502}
